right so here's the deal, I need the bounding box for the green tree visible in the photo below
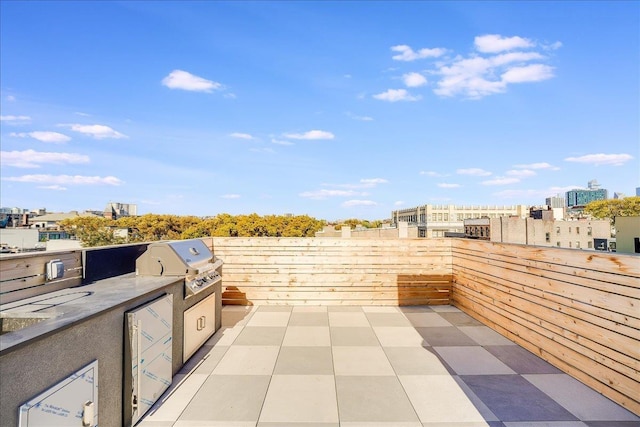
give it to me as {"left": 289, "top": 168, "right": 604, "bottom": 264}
{"left": 59, "top": 216, "right": 127, "bottom": 247}
{"left": 584, "top": 197, "right": 640, "bottom": 224}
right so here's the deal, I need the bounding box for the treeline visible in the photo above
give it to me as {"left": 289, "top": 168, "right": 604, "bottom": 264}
{"left": 59, "top": 213, "right": 328, "bottom": 247}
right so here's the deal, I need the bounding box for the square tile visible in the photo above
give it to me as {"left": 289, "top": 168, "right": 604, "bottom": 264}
{"left": 434, "top": 347, "right": 516, "bottom": 375}
{"left": 438, "top": 311, "right": 484, "bottom": 326}
{"left": 329, "top": 311, "right": 370, "bottom": 326}
{"left": 259, "top": 423, "right": 338, "bottom": 427}
{"left": 523, "top": 374, "right": 640, "bottom": 421}
{"left": 247, "top": 311, "right": 291, "bottom": 326}
{"left": 383, "top": 347, "right": 450, "bottom": 375}
{"left": 460, "top": 375, "right": 578, "bottom": 421}
{"left": 191, "top": 346, "right": 229, "bottom": 375}
{"left": 584, "top": 423, "right": 640, "bottom": 427}
{"left": 141, "top": 373, "right": 208, "bottom": 422}
{"left": 453, "top": 376, "right": 501, "bottom": 421}
{"left": 331, "top": 327, "right": 379, "bottom": 346}
{"left": 398, "top": 306, "right": 434, "bottom": 313}
{"left": 273, "top": 346, "right": 334, "bottom": 375}
{"left": 256, "top": 305, "right": 293, "bottom": 312}
{"left": 259, "top": 375, "right": 339, "bottom": 423}
{"left": 222, "top": 309, "right": 254, "bottom": 327}
{"left": 503, "top": 423, "right": 587, "bottom": 427}
{"left": 333, "top": 346, "right": 395, "bottom": 376}
{"left": 365, "top": 312, "right": 412, "bottom": 326}
{"left": 341, "top": 423, "right": 421, "bottom": 427}
{"left": 404, "top": 312, "right": 453, "bottom": 327}
{"left": 373, "top": 326, "right": 426, "bottom": 347}
{"left": 430, "top": 305, "right": 463, "bottom": 312}
{"left": 362, "top": 306, "right": 400, "bottom": 313}
{"left": 485, "top": 346, "right": 563, "bottom": 374}
{"left": 233, "top": 326, "right": 286, "bottom": 346}
{"left": 415, "top": 326, "right": 477, "bottom": 346}
{"left": 328, "top": 306, "right": 363, "bottom": 312}
{"left": 179, "top": 375, "right": 270, "bottom": 422}
{"left": 206, "top": 326, "right": 243, "bottom": 346}
{"left": 212, "top": 345, "right": 279, "bottom": 375}
{"left": 288, "top": 312, "right": 329, "bottom": 326}
{"left": 399, "top": 375, "right": 488, "bottom": 423}
{"left": 459, "top": 326, "right": 516, "bottom": 346}
{"left": 292, "top": 306, "right": 328, "bottom": 312}
{"left": 336, "top": 376, "right": 420, "bottom": 423}
{"left": 282, "top": 326, "right": 331, "bottom": 346}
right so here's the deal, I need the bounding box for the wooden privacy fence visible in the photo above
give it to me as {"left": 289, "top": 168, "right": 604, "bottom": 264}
{"left": 210, "top": 238, "right": 453, "bottom": 306}
{"left": 450, "top": 239, "right": 640, "bottom": 416}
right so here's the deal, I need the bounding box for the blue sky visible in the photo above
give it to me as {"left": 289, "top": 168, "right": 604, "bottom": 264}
{"left": 1, "top": 1, "right": 638, "bottom": 221}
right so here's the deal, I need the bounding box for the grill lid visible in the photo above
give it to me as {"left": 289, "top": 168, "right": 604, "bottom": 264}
{"left": 136, "top": 239, "right": 216, "bottom": 277}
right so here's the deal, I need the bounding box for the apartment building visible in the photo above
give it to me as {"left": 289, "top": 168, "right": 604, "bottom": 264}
{"left": 391, "top": 204, "right": 529, "bottom": 238}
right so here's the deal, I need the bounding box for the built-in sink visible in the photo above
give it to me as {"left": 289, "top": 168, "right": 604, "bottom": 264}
{"left": 0, "top": 290, "right": 92, "bottom": 335}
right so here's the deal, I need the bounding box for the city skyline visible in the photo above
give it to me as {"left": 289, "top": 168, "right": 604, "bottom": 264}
{"left": 1, "top": 2, "right": 638, "bottom": 220}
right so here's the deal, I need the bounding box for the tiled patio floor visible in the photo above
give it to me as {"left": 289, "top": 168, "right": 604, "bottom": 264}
{"left": 138, "top": 305, "right": 640, "bottom": 427}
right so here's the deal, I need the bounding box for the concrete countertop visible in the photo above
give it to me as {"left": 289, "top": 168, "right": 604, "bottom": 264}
{"left": 0, "top": 273, "right": 180, "bottom": 355}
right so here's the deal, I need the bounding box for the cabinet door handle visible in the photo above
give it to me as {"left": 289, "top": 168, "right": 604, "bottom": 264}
{"left": 197, "top": 316, "right": 206, "bottom": 331}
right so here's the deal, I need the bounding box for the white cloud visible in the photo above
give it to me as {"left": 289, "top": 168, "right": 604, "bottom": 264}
{"left": 373, "top": 89, "right": 421, "bottom": 102}
{"left": 1, "top": 149, "right": 90, "bottom": 168}
{"left": 37, "top": 185, "right": 67, "bottom": 191}
{"left": 6, "top": 95, "right": 16, "bottom": 102}
{"left": 394, "top": 201, "right": 405, "bottom": 206}
{"left": 474, "top": 34, "right": 534, "bottom": 53}
{"left": 1, "top": 115, "right": 31, "bottom": 123}
{"left": 438, "top": 183, "right": 461, "bottom": 188}
{"left": 221, "top": 194, "right": 241, "bottom": 199}
{"left": 63, "top": 124, "right": 127, "bottom": 139}
{"left": 403, "top": 72, "right": 427, "bottom": 87}
{"left": 481, "top": 177, "right": 520, "bottom": 185}
{"left": 391, "top": 45, "right": 446, "bottom": 61}
{"left": 564, "top": 153, "right": 633, "bottom": 166}
{"left": 10, "top": 131, "right": 71, "bottom": 143}
{"left": 506, "top": 169, "right": 536, "bottom": 177}
{"left": 513, "top": 162, "right": 559, "bottom": 170}
{"left": 283, "top": 130, "right": 335, "bottom": 140}
{"left": 346, "top": 112, "right": 374, "bottom": 121}
{"left": 360, "top": 178, "right": 388, "bottom": 186}
{"left": 299, "top": 189, "right": 359, "bottom": 199}
{"left": 230, "top": 132, "right": 255, "bottom": 140}
{"left": 4, "top": 174, "right": 123, "bottom": 185}
{"left": 162, "top": 69, "right": 222, "bottom": 93}
{"left": 457, "top": 168, "right": 492, "bottom": 176}
{"left": 271, "top": 138, "right": 294, "bottom": 146}
{"left": 501, "top": 64, "right": 554, "bottom": 83}
{"left": 342, "top": 199, "right": 377, "bottom": 207}
{"left": 420, "top": 171, "right": 447, "bottom": 177}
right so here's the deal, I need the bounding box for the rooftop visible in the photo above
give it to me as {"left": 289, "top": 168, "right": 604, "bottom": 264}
{"left": 139, "top": 304, "right": 639, "bottom": 426}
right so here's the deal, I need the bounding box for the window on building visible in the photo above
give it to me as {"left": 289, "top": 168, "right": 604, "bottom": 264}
{"left": 588, "top": 227, "right": 592, "bottom": 236}
{"left": 576, "top": 241, "right": 580, "bottom": 249}
{"left": 556, "top": 227, "right": 560, "bottom": 234}
{"left": 443, "top": 213, "right": 449, "bottom": 221}
{"left": 568, "top": 227, "right": 572, "bottom": 233}
{"left": 569, "top": 241, "right": 572, "bottom": 248}
{"left": 557, "top": 242, "right": 561, "bottom": 247}
{"left": 588, "top": 241, "right": 593, "bottom": 249}
{"left": 457, "top": 214, "right": 464, "bottom": 221}
{"left": 545, "top": 232, "right": 550, "bottom": 242}
{"left": 576, "top": 227, "right": 580, "bottom": 234}
{"left": 437, "top": 213, "right": 443, "bottom": 221}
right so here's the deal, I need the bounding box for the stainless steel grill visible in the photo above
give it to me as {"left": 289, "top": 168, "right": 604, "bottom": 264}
{"left": 135, "top": 239, "right": 222, "bottom": 297}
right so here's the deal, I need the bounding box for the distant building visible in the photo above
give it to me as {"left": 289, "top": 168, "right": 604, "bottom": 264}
{"left": 566, "top": 180, "right": 608, "bottom": 210}
{"left": 104, "top": 202, "right": 137, "bottom": 219}
{"left": 316, "top": 222, "right": 422, "bottom": 238}
{"left": 636, "top": 187, "right": 640, "bottom": 197}
{"left": 613, "top": 192, "right": 626, "bottom": 199}
{"left": 614, "top": 216, "right": 640, "bottom": 254}
{"left": 391, "top": 204, "right": 529, "bottom": 238}
{"left": 465, "top": 216, "right": 611, "bottom": 250}
{"left": 545, "top": 195, "right": 565, "bottom": 209}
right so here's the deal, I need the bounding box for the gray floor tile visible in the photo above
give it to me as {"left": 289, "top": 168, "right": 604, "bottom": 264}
{"left": 584, "top": 422, "right": 640, "bottom": 427}
{"left": 403, "top": 312, "right": 453, "bottom": 327}
{"left": 430, "top": 305, "right": 464, "bottom": 312}
{"left": 259, "top": 423, "right": 339, "bottom": 427}
{"left": 333, "top": 346, "right": 395, "bottom": 376}
{"left": 221, "top": 309, "right": 254, "bottom": 327}
{"left": 288, "top": 311, "right": 329, "bottom": 326}
{"left": 398, "top": 306, "right": 434, "bottom": 313}
{"left": 523, "top": 374, "right": 640, "bottom": 421}
{"left": 247, "top": 311, "right": 291, "bottom": 326}
{"left": 292, "top": 305, "right": 328, "bottom": 312}
{"left": 282, "top": 326, "right": 331, "bottom": 346}
{"left": 191, "top": 345, "right": 229, "bottom": 375}
{"left": 458, "top": 326, "right": 516, "bottom": 346}
{"left": 362, "top": 306, "right": 401, "bottom": 313}
{"left": 383, "top": 346, "right": 451, "bottom": 375}
{"left": 259, "top": 375, "right": 339, "bottom": 423}
{"left": 206, "top": 325, "right": 243, "bottom": 346}
{"left": 257, "top": 305, "right": 294, "bottom": 312}
{"left": 336, "top": 376, "right": 420, "bottom": 423}
{"left": 399, "top": 375, "right": 488, "bottom": 423}
{"left": 233, "top": 326, "right": 286, "bottom": 346}
{"left": 373, "top": 326, "right": 426, "bottom": 347}
{"left": 329, "top": 311, "right": 370, "bottom": 326}
{"left": 179, "top": 375, "right": 271, "bottom": 422}
{"left": 365, "top": 312, "right": 412, "bottom": 326}
{"left": 212, "top": 345, "right": 280, "bottom": 375}
{"left": 415, "top": 326, "right": 477, "bottom": 346}
{"left": 452, "top": 376, "right": 501, "bottom": 421}
{"left": 331, "top": 327, "right": 379, "bottom": 346}
{"left": 460, "top": 375, "right": 579, "bottom": 421}
{"left": 328, "top": 306, "right": 364, "bottom": 312}
{"left": 484, "top": 346, "right": 562, "bottom": 374}
{"left": 438, "top": 311, "right": 484, "bottom": 326}
{"left": 503, "top": 423, "right": 588, "bottom": 427}
{"left": 434, "top": 346, "right": 516, "bottom": 375}
{"left": 273, "top": 346, "right": 334, "bottom": 375}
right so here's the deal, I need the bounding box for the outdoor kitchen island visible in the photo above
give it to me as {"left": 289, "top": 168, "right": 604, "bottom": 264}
{"left": 0, "top": 267, "right": 222, "bottom": 427}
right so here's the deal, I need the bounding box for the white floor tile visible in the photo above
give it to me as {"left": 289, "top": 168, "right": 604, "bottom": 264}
{"left": 212, "top": 345, "right": 280, "bottom": 375}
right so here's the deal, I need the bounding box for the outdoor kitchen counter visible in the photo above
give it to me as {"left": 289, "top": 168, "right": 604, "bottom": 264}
{"left": 0, "top": 273, "right": 180, "bottom": 355}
